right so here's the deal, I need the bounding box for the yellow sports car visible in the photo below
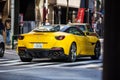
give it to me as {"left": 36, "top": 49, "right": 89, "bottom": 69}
{"left": 17, "top": 25, "right": 101, "bottom": 62}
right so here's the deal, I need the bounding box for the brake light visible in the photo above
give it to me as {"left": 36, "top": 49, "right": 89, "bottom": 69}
{"left": 18, "top": 36, "right": 24, "bottom": 40}
{"left": 18, "top": 47, "right": 26, "bottom": 51}
{"left": 51, "top": 47, "right": 62, "bottom": 50}
{"left": 55, "top": 35, "right": 65, "bottom": 40}
{"left": 90, "top": 33, "right": 97, "bottom": 37}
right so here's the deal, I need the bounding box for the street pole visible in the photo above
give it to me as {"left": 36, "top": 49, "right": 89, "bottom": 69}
{"left": 87, "top": 8, "right": 89, "bottom": 23}
{"left": 58, "top": 6, "right": 61, "bottom": 24}
{"left": 86, "top": 0, "right": 89, "bottom": 23}
{"left": 46, "top": 0, "right": 48, "bottom": 19}
{"left": 66, "top": 0, "right": 69, "bottom": 23}
{"left": 103, "top": 0, "right": 120, "bottom": 80}
{"left": 43, "top": 0, "right": 46, "bottom": 25}
{"left": 11, "top": 0, "right": 14, "bottom": 49}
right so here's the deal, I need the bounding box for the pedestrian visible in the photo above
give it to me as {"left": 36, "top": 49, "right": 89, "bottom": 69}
{"left": 68, "top": 20, "right": 72, "bottom": 24}
{"left": 0, "top": 18, "right": 6, "bottom": 42}
{"left": 45, "top": 19, "right": 50, "bottom": 25}
{"left": 4, "top": 18, "right": 11, "bottom": 46}
{"left": 96, "top": 21, "right": 102, "bottom": 37}
{"left": 92, "top": 21, "right": 97, "bottom": 33}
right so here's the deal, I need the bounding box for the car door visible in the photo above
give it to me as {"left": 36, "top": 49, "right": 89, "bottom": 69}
{"left": 65, "top": 27, "right": 92, "bottom": 55}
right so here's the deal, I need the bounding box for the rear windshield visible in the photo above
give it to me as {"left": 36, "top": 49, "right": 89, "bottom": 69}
{"left": 74, "top": 25, "right": 86, "bottom": 31}
{"left": 32, "top": 25, "right": 60, "bottom": 32}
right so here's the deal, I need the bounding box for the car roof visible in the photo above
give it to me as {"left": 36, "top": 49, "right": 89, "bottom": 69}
{"left": 60, "top": 25, "right": 84, "bottom": 32}
{"left": 67, "top": 23, "right": 90, "bottom": 26}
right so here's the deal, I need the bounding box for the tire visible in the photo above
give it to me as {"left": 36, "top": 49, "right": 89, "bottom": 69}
{"left": 20, "top": 57, "right": 33, "bottom": 62}
{"left": 0, "top": 43, "right": 5, "bottom": 57}
{"left": 91, "top": 42, "right": 101, "bottom": 60}
{"left": 68, "top": 43, "right": 77, "bottom": 62}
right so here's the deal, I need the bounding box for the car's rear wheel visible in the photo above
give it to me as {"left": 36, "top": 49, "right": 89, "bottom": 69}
{"left": 0, "top": 43, "right": 5, "bottom": 57}
{"left": 20, "top": 57, "right": 33, "bottom": 62}
{"left": 91, "top": 42, "right": 101, "bottom": 60}
{"left": 68, "top": 43, "right": 77, "bottom": 62}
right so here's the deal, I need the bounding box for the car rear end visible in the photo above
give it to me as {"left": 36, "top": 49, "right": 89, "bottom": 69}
{"left": 17, "top": 30, "right": 72, "bottom": 60}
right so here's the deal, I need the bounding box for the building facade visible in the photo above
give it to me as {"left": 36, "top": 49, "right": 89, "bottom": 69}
{"left": 0, "top": 0, "right": 104, "bottom": 48}
{"left": 0, "top": 0, "right": 11, "bottom": 24}
{"left": 35, "top": 0, "right": 81, "bottom": 24}
{"left": 0, "top": 0, "right": 80, "bottom": 48}
{"left": 0, "top": 0, "right": 104, "bottom": 25}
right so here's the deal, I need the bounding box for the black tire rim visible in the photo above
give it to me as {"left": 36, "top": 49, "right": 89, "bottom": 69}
{"left": 0, "top": 47, "right": 4, "bottom": 55}
{"left": 70, "top": 43, "right": 77, "bottom": 61}
{"left": 95, "top": 42, "right": 101, "bottom": 58}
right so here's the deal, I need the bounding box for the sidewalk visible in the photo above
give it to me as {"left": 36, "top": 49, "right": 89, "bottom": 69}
{"left": 5, "top": 40, "right": 18, "bottom": 50}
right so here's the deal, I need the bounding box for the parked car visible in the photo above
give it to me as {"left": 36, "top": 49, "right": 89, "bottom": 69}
{"left": 0, "top": 34, "right": 5, "bottom": 57}
{"left": 67, "top": 23, "right": 99, "bottom": 38}
{"left": 17, "top": 25, "right": 101, "bottom": 62}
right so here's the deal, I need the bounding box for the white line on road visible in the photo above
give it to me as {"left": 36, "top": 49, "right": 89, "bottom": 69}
{"left": 0, "top": 59, "right": 102, "bottom": 67}
{"left": 0, "top": 61, "right": 30, "bottom": 66}
{"left": 0, "top": 60, "right": 20, "bottom": 63}
{"left": 0, "top": 58, "right": 9, "bottom": 61}
{"left": 5, "top": 50, "right": 17, "bottom": 54}
{"left": 0, "top": 62, "right": 102, "bottom": 73}
{"left": 72, "top": 63, "right": 102, "bottom": 68}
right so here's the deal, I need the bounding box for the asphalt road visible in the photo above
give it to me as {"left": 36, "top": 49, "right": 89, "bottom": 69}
{"left": 0, "top": 38, "right": 104, "bottom": 80}
{"left": 0, "top": 67, "right": 102, "bottom": 80}
{"left": 0, "top": 49, "right": 103, "bottom": 80}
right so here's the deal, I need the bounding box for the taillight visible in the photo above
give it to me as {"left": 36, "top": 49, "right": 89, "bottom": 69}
{"left": 90, "top": 33, "right": 98, "bottom": 37}
{"left": 18, "top": 36, "right": 24, "bottom": 40}
{"left": 51, "top": 47, "right": 63, "bottom": 50}
{"left": 18, "top": 47, "right": 26, "bottom": 51}
{"left": 55, "top": 35, "right": 65, "bottom": 40}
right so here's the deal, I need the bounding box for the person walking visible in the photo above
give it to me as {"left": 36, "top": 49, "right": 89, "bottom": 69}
{"left": 45, "top": 19, "right": 50, "bottom": 25}
{"left": 4, "top": 18, "right": 11, "bottom": 46}
{"left": 0, "top": 18, "right": 5, "bottom": 42}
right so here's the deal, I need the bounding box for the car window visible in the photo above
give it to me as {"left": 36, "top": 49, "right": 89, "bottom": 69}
{"left": 50, "top": 25, "right": 60, "bottom": 31}
{"left": 74, "top": 25, "right": 86, "bottom": 31}
{"left": 32, "top": 25, "right": 60, "bottom": 32}
{"left": 65, "top": 27, "right": 84, "bottom": 36}
{"left": 86, "top": 25, "right": 94, "bottom": 32}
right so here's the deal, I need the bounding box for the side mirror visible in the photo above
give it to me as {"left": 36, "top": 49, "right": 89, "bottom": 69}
{"left": 85, "top": 32, "right": 89, "bottom": 35}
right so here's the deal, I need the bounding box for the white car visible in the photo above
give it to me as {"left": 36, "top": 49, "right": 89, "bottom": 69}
{"left": 67, "top": 23, "right": 99, "bottom": 38}
{"left": 0, "top": 34, "right": 5, "bottom": 57}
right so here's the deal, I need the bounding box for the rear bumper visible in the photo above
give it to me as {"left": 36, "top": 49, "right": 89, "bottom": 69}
{"left": 18, "top": 47, "right": 67, "bottom": 58}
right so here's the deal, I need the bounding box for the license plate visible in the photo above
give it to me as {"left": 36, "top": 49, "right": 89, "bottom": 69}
{"left": 34, "top": 43, "right": 43, "bottom": 48}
